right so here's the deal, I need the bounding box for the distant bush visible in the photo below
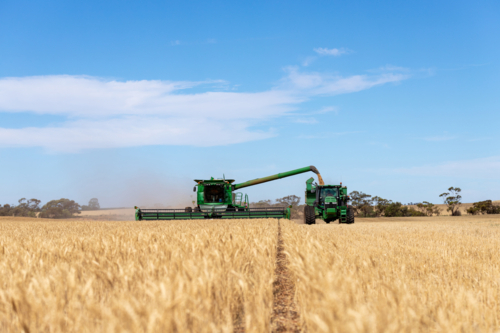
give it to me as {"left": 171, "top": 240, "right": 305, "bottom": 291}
{"left": 0, "top": 204, "right": 14, "bottom": 216}
{"left": 384, "top": 202, "right": 425, "bottom": 217}
{"left": 81, "top": 198, "right": 101, "bottom": 211}
{"left": 467, "top": 200, "right": 500, "bottom": 215}
{"left": 0, "top": 198, "right": 41, "bottom": 217}
{"left": 416, "top": 201, "right": 441, "bottom": 216}
{"left": 40, "top": 199, "right": 81, "bottom": 219}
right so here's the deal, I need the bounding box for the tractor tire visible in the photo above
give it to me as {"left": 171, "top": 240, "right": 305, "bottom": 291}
{"left": 185, "top": 207, "right": 192, "bottom": 213}
{"left": 346, "top": 207, "right": 355, "bottom": 224}
{"left": 304, "top": 205, "right": 316, "bottom": 225}
{"left": 194, "top": 207, "right": 201, "bottom": 212}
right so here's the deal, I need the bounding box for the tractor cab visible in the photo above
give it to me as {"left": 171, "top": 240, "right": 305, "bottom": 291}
{"left": 319, "top": 187, "right": 339, "bottom": 204}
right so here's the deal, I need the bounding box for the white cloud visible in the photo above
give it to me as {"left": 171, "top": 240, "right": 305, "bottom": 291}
{"left": 0, "top": 76, "right": 296, "bottom": 119}
{"left": 281, "top": 67, "right": 408, "bottom": 95}
{"left": 313, "top": 47, "right": 350, "bottom": 56}
{"left": 314, "top": 106, "right": 338, "bottom": 114}
{"left": 0, "top": 117, "right": 274, "bottom": 152}
{"left": 0, "top": 69, "right": 409, "bottom": 152}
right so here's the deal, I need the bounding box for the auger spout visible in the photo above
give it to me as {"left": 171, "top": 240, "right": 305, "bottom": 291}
{"left": 233, "top": 165, "right": 322, "bottom": 190}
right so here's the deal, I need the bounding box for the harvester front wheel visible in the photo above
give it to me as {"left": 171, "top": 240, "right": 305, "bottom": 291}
{"left": 185, "top": 207, "right": 192, "bottom": 213}
{"left": 347, "top": 207, "right": 355, "bottom": 224}
{"left": 304, "top": 205, "right": 316, "bottom": 225}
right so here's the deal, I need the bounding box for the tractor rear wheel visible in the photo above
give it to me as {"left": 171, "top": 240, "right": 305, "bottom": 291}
{"left": 194, "top": 207, "right": 201, "bottom": 212}
{"left": 304, "top": 206, "right": 316, "bottom": 225}
{"left": 346, "top": 207, "right": 355, "bottom": 224}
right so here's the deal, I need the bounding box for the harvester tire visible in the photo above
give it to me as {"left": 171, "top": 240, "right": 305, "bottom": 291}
{"left": 185, "top": 207, "right": 192, "bottom": 213}
{"left": 304, "top": 205, "right": 316, "bottom": 225}
{"left": 347, "top": 207, "right": 355, "bottom": 224}
{"left": 194, "top": 207, "right": 201, "bottom": 212}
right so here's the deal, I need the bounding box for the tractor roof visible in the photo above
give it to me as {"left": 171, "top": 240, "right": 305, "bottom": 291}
{"left": 194, "top": 179, "right": 235, "bottom": 184}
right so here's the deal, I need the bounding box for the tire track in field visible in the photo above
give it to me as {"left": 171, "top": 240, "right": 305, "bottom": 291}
{"left": 271, "top": 220, "right": 301, "bottom": 333}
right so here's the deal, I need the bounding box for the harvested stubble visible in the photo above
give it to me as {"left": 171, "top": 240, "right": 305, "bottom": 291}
{"left": 0, "top": 217, "right": 277, "bottom": 332}
{"left": 282, "top": 219, "right": 500, "bottom": 332}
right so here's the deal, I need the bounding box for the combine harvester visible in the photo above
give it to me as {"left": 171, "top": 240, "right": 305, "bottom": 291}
{"left": 135, "top": 166, "right": 323, "bottom": 220}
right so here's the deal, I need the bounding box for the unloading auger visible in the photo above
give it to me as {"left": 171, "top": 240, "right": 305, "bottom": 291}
{"left": 135, "top": 166, "right": 323, "bottom": 220}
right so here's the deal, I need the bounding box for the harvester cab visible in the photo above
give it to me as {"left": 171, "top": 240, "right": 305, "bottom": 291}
{"left": 303, "top": 178, "right": 355, "bottom": 225}
{"left": 135, "top": 166, "right": 323, "bottom": 220}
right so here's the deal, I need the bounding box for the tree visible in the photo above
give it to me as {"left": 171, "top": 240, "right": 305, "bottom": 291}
{"left": 275, "top": 195, "right": 301, "bottom": 208}
{"left": 416, "top": 201, "right": 441, "bottom": 216}
{"left": 89, "top": 198, "right": 100, "bottom": 210}
{"left": 0, "top": 204, "right": 13, "bottom": 216}
{"left": 40, "top": 199, "right": 81, "bottom": 219}
{"left": 372, "top": 196, "right": 391, "bottom": 217}
{"left": 276, "top": 195, "right": 302, "bottom": 218}
{"left": 349, "top": 191, "right": 374, "bottom": 217}
{"left": 384, "top": 202, "right": 425, "bottom": 217}
{"left": 82, "top": 198, "right": 100, "bottom": 211}
{"left": 467, "top": 200, "right": 500, "bottom": 215}
{"left": 251, "top": 200, "right": 273, "bottom": 208}
{"left": 439, "top": 187, "right": 462, "bottom": 216}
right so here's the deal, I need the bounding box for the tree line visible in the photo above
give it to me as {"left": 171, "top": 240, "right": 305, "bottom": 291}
{"left": 0, "top": 198, "right": 100, "bottom": 218}
{"left": 349, "top": 187, "right": 497, "bottom": 217}
{"left": 252, "top": 187, "right": 499, "bottom": 218}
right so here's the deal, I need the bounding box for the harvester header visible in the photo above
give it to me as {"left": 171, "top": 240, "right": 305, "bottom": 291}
{"left": 135, "top": 165, "right": 323, "bottom": 220}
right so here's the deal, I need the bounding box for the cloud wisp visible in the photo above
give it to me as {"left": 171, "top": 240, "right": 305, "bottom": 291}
{"left": 313, "top": 47, "right": 350, "bottom": 56}
{"left": 0, "top": 68, "right": 408, "bottom": 152}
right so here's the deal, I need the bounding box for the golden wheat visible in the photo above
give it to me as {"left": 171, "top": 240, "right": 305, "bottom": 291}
{"left": 283, "top": 218, "right": 500, "bottom": 332}
{"left": 2, "top": 216, "right": 500, "bottom": 332}
{"left": 0, "top": 218, "right": 277, "bottom": 332}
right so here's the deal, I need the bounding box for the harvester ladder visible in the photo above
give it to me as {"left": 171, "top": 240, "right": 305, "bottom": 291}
{"left": 233, "top": 192, "right": 249, "bottom": 207}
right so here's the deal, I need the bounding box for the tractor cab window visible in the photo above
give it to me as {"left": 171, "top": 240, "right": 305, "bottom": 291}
{"left": 320, "top": 188, "right": 338, "bottom": 202}
{"left": 204, "top": 185, "right": 225, "bottom": 203}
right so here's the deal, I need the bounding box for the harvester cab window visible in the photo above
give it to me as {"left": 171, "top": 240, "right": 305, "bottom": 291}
{"left": 320, "top": 188, "right": 338, "bottom": 202}
{"left": 204, "top": 185, "right": 225, "bottom": 203}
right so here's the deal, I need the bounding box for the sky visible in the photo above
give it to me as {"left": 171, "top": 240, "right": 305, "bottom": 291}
{"left": 1, "top": 0, "right": 499, "bottom": 208}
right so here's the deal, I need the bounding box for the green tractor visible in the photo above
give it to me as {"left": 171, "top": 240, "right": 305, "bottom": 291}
{"left": 303, "top": 178, "right": 355, "bottom": 225}
{"left": 136, "top": 166, "right": 323, "bottom": 220}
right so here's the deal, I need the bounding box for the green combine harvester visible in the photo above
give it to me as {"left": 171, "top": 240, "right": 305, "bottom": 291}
{"left": 135, "top": 166, "right": 322, "bottom": 220}
{"left": 303, "top": 178, "right": 355, "bottom": 224}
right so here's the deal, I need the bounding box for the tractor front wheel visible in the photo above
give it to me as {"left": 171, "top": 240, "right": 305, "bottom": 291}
{"left": 304, "top": 206, "right": 316, "bottom": 225}
{"left": 347, "top": 207, "right": 355, "bottom": 224}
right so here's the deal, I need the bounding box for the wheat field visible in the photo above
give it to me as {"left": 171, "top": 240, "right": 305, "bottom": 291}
{"left": 284, "top": 217, "right": 500, "bottom": 332}
{"left": 1, "top": 216, "right": 499, "bottom": 332}
{"left": 0, "top": 218, "right": 277, "bottom": 332}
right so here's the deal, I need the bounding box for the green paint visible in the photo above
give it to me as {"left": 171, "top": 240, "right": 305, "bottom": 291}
{"left": 304, "top": 177, "right": 354, "bottom": 224}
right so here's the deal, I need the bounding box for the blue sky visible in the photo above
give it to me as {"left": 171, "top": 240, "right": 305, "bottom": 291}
{"left": 1, "top": 0, "right": 499, "bottom": 207}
